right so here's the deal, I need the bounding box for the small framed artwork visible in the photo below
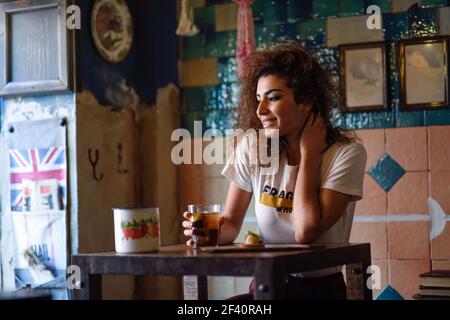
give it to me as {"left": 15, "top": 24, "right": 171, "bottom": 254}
{"left": 339, "top": 42, "right": 388, "bottom": 112}
{"left": 0, "top": 0, "right": 74, "bottom": 96}
{"left": 91, "top": 0, "right": 133, "bottom": 63}
{"left": 398, "top": 37, "right": 449, "bottom": 110}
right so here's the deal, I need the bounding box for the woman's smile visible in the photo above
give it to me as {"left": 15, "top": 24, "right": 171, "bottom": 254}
{"left": 261, "top": 117, "right": 277, "bottom": 128}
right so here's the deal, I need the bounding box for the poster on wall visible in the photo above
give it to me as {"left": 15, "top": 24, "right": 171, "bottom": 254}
{"left": 8, "top": 118, "right": 67, "bottom": 288}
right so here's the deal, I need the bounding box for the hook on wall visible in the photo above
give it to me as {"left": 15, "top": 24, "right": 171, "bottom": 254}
{"left": 60, "top": 118, "right": 67, "bottom": 127}
{"left": 88, "top": 148, "right": 104, "bottom": 182}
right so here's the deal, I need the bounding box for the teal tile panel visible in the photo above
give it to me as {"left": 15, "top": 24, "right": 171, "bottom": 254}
{"left": 182, "top": 87, "right": 206, "bottom": 111}
{"left": 408, "top": 7, "right": 438, "bottom": 37}
{"left": 343, "top": 112, "right": 370, "bottom": 129}
{"left": 425, "top": 109, "right": 450, "bottom": 125}
{"left": 256, "top": 24, "right": 280, "bottom": 47}
{"left": 252, "top": 0, "right": 265, "bottom": 24}
{"left": 383, "top": 12, "right": 410, "bottom": 40}
{"left": 369, "top": 111, "right": 396, "bottom": 128}
{"left": 264, "top": 0, "right": 287, "bottom": 24}
{"left": 194, "top": 5, "right": 215, "bottom": 32}
{"left": 420, "top": 0, "right": 449, "bottom": 8}
{"left": 339, "top": 0, "right": 365, "bottom": 16}
{"left": 367, "top": 0, "right": 392, "bottom": 13}
{"left": 218, "top": 57, "right": 237, "bottom": 83}
{"left": 298, "top": 19, "right": 325, "bottom": 47}
{"left": 183, "top": 35, "right": 206, "bottom": 60}
{"left": 312, "top": 0, "right": 338, "bottom": 18}
{"left": 287, "top": 0, "right": 313, "bottom": 22}
{"left": 205, "top": 31, "right": 235, "bottom": 57}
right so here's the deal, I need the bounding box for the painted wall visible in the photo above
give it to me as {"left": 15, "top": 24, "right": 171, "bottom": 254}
{"left": 79, "top": 0, "right": 179, "bottom": 107}
{"left": 178, "top": 0, "right": 450, "bottom": 299}
{"left": 0, "top": 0, "right": 181, "bottom": 299}
{"left": 75, "top": 0, "right": 181, "bottom": 299}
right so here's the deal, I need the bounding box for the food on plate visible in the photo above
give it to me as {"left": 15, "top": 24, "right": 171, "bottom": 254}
{"left": 244, "top": 231, "right": 262, "bottom": 246}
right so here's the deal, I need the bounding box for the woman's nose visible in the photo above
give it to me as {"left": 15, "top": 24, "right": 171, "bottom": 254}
{"left": 256, "top": 99, "right": 269, "bottom": 116}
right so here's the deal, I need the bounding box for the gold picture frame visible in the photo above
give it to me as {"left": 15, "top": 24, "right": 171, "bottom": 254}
{"left": 339, "top": 42, "right": 388, "bottom": 113}
{"left": 398, "top": 36, "right": 449, "bottom": 110}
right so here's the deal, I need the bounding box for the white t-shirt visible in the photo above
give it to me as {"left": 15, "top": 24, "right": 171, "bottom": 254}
{"left": 222, "top": 135, "right": 367, "bottom": 277}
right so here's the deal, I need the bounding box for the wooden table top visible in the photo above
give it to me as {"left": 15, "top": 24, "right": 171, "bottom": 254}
{"left": 73, "top": 242, "right": 368, "bottom": 259}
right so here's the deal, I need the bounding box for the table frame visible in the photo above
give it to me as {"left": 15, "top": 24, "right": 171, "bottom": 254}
{"left": 71, "top": 243, "right": 372, "bottom": 300}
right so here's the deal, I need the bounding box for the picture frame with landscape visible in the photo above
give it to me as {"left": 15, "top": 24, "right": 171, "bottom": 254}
{"left": 398, "top": 36, "right": 449, "bottom": 110}
{"left": 339, "top": 42, "right": 388, "bottom": 112}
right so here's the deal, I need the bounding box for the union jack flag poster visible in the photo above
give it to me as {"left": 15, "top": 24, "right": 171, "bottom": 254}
{"left": 9, "top": 147, "right": 67, "bottom": 212}
{"left": 8, "top": 118, "right": 68, "bottom": 288}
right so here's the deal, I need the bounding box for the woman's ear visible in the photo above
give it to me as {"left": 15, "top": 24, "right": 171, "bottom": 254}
{"left": 303, "top": 104, "right": 313, "bottom": 113}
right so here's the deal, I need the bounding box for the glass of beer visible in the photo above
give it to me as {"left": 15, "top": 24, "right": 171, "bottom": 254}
{"left": 188, "top": 204, "right": 221, "bottom": 249}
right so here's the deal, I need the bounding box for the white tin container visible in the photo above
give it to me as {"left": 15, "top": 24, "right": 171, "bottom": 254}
{"left": 113, "top": 207, "right": 160, "bottom": 253}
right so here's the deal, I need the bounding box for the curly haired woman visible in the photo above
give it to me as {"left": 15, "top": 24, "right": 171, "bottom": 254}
{"left": 183, "top": 42, "right": 367, "bottom": 300}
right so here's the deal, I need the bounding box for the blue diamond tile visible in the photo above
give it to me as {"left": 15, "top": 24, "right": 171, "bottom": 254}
{"left": 375, "top": 285, "right": 404, "bottom": 300}
{"left": 369, "top": 154, "right": 406, "bottom": 192}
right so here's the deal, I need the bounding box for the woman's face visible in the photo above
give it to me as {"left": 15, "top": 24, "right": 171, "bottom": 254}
{"left": 256, "top": 74, "right": 310, "bottom": 141}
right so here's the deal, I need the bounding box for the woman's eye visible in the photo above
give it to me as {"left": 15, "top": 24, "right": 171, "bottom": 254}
{"left": 269, "top": 96, "right": 280, "bottom": 102}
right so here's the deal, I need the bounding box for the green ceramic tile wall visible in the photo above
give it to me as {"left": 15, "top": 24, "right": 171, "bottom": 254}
{"left": 181, "top": 0, "right": 450, "bottom": 134}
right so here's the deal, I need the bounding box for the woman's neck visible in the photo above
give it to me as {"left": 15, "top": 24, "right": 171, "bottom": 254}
{"left": 284, "top": 127, "right": 303, "bottom": 166}
{"left": 285, "top": 135, "right": 301, "bottom": 166}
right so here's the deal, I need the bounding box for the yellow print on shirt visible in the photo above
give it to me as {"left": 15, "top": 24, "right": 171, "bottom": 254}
{"left": 259, "top": 185, "right": 293, "bottom": 213}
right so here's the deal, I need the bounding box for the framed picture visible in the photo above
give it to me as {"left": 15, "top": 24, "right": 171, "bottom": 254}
{"left": 91, "top": 0, "right": 133, "bottom": 63}
{"left": 0, "top": 0, "right": 74, "bottom": 96}
{"left": 398, "top": 37, "right": 449, "bottom": 110}
{"left": 339, "top": 42, "right": 388, "bottom": 112}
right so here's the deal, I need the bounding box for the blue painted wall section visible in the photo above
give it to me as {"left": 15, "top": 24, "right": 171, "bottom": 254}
{"left": 180, "top": 0, "right": 450, "bottom": 135}
{"left": 80, "top": 0, "right": 178, "bottom": 107}
{"left": 0, "top": 0, "right": 178, "bottom": 129}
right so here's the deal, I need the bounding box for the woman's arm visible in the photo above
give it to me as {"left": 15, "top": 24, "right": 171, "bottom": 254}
{"left": 292, "top": 153, "right": 351, "bottom": 243}
{"left": 292, "top": 114, "right": 351, "bottom": 244}
{"left": 219, "top": 182, "right": 252, "bottom": 244}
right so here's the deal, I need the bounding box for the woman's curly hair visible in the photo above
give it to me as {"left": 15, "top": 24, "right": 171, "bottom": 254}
{"left": 235, "top": 42, "right": 356, "bottom": 151}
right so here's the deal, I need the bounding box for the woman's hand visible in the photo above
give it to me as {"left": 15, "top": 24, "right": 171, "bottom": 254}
{"left": 182, "top": 211, "right": 193, "bottom": 246}
{"left": 300, "top": 113, "right": 328, "bottom": 159}
{"left": 182, "top": 211, "right": 225, "bottom": 246}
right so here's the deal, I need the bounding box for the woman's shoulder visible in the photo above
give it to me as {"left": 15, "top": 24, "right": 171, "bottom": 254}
{"left": 324, "top": 140, "right": 367, "bottom": 163}
{"left": 231, "top": 132, "right": 255, "bottom": 156}
{"left": 226, "top": 132, "right": 260, "bottom": 165}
